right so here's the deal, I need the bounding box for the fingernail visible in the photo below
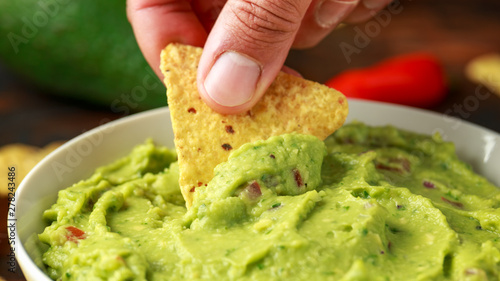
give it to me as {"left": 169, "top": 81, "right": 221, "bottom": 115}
{"left": 315, "top": 0, "right": 356, "bottom": 29}
{"left": 363, "top": 0, "right": 386, "bottom": 10}
{"left": 203, "top": 52, "right": 261, "bottom": 107}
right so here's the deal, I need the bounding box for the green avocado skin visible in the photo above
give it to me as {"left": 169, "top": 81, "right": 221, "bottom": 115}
{"left": 0, "top": 0, "right": 167, "bottom": 111}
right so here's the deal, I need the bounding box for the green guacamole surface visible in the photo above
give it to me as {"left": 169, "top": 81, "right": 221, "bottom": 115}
{"left": 38, "top": 123, "right": 500, "bottom": 280}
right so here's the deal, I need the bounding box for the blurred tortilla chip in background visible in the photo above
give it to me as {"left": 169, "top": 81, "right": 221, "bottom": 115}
{"left": 466, "top": 53, "right": 500, "bottom": 97}
{"left": 0, "top": 142, "right": 63, "bottom": 195}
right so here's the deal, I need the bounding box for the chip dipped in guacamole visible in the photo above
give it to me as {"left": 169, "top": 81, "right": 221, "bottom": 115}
{"left": 38, "top": 123, "right": 500, "bottom": 280}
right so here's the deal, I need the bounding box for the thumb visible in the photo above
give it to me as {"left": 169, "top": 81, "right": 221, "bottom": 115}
{"left": 197, "top": 0, "right": 312, "bottom": 114}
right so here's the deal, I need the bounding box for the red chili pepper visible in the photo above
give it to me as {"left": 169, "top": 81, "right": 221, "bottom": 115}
{"left": 325, "top": 53, "right": 447, "bottom": 108}
{"left": 65, "top": 226, "right": 86, "bottom": 242}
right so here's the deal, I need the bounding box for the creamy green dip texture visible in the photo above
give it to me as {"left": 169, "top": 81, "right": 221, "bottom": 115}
{"left": 39, "top": 123, "right": 500, "bottom": 280}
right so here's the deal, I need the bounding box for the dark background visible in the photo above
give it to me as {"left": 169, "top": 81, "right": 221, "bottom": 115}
{"left": 1, "top": 0, "right": 500, "bottom": 280}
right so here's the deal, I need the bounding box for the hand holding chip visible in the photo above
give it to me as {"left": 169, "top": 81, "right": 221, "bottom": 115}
{"left": 127, "top": 0, "right": 390, "bottom": 114}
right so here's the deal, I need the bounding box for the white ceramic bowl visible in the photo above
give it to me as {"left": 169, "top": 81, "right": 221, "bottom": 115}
{"left": 13, "top": 99, "right": 500, "bottom": 280}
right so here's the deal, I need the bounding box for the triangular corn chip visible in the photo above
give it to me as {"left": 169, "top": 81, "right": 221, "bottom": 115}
{"left": 160, "top": 43, "right": 348, "bottom": 207}
{"left": 0, "top": 141, "right": 63, "bottom": 195}
{"left": 466, "top": 53, "right": 500, "bottom": 97}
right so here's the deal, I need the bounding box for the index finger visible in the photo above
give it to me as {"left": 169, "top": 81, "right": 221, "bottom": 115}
{"left": 127, "top": 0, "right": 208, "bottom": 78}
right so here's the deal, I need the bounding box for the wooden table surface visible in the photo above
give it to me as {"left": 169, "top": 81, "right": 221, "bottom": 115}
{"left": 1, "top": 0, "right": 499, "bottom": 280}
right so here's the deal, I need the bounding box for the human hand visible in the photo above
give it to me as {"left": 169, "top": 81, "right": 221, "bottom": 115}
{"left": 127, "top": 0, "right": 391, "bottom": 114}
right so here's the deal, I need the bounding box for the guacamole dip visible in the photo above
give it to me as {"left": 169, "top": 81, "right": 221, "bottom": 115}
{"left": 38, "top": 123, "right": 500, "bottom": 280}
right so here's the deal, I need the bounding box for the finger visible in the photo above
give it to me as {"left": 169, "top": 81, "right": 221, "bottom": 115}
{"left": 281, "top": 65, "right": 302, "bottom": 77}
{"left": 343, "top": 0, "right": 393, "bottom": 24}
{"left": 191, "top": 0, "right": 227, "bottom": 32}
{"left": 197, "top": 0, "right": 312, "bottom": 115}
{"left": 127, "top": 0, "right": 208, "bottom": 78}
{"left": 293, "top": 0, "right": 359, "bottom": 49}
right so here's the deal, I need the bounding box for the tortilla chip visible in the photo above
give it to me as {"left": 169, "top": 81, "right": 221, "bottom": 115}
{"left": 466, "top": 53, "right": 500, "bottom": 97}
{"left": 0, "top": 142, "right": 63, "bottom": 195}
{"left": 160, "top": 43, "right": 348, "bottom": 207}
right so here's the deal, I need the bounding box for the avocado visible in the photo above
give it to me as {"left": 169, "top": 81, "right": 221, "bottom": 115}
{"left": 0, "top": 0, "right": 167, "bottom": 112}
